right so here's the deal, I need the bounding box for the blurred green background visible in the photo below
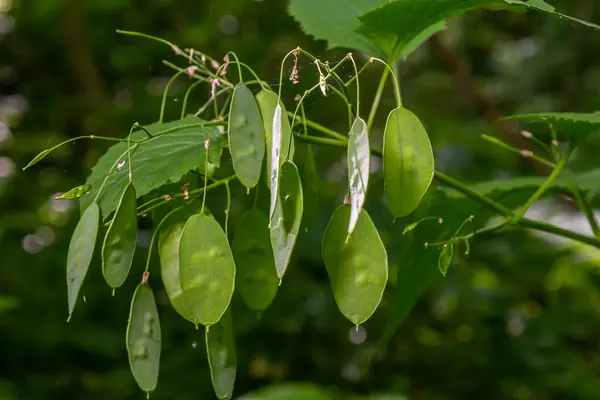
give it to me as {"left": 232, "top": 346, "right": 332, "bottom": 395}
{"left": 2, "top": 0, "right": 600, "bottom": 399}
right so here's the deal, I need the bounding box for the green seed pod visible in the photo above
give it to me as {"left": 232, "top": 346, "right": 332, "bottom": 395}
{"left": 347, "top": 117, "right": 369, "bottom": 237}
{"left": 322, "top": 205, "right": 388, "bottom": 326}
{"left": 126, "top": 283, "right": 161, "bottom": 396}
{"left": 232, "top": 208, "right": 278, "bottom": 312}
{"left": 269, "top": 160, "right": 303, "bottom": 279}
{"left": 102, "top": 183, "right": 138, "bottom": 289}
{"left": 179, "top": 213, "right": 235, "bottom": 326}
{"left": 228, "top": 83, "right": 265, "bottom": 189}
{"left": 383, "top": 107, "right": 434, "bottom": 218}
{"left": 67, "top": 202, "right": 100, "bottom": 320}
{"left": 206, "top": 308, "right": 237, "bottom": 400}
{"left": 158, "top": 221, "right": 195, "bottom": 322}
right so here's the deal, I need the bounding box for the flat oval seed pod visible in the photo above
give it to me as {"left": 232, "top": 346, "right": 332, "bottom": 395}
{"left": 269, "top": 160, "right": 303, "bottom": 279}
{"left": 268, "top": 103, "right": 283, "bottom": 223}
{"left": 206, "top": 308, "right": 237, "bottom": 400}
{"left": 322, "top": 205, "right": 388, "bottom": 326}
{"left": 255, "top": 90, "right": 293, "bottom": 189}
{"left": 55, "top": 184, "right": 92, "bottom": 200}
{"left": 179, "top": 213, "right": 235, "bottom": 326}
{"left": 102, "top": 183, "right": 138, "bottom": 289}
{"left": 232, "top": 208, "right": 278, "bottom": 311}
{"left": 67, "top": 202, "right": 100, "bottom": 320}
{"left": 228, "top": 83, "right": 265, "bottom": 189}
{"left": 347, "top": 117, "right": 370, "bottom": 238}
{"left": 158, "top": 221, "right": 194, "bottom": 322}
{"left": 383, "top": 107, "right": 434, "bottom": 218}
{"left": 126, "top": 283, "right": 161, "bottom": 395}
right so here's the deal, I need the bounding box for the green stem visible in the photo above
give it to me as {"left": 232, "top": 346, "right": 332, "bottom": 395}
{"left": 224, "top": 181, "right": 231, "bottom": 237}
{"left": 366, "top": 67, "right": 389, "bottom": 133}
{"left": 482, "top": 134, "right": 556, "bottom": 169}
{"left": 135, "top": 175, "right": 237, "bottom": 217}
{"left": 434, "top": 171, "right": 513, "bottom": 217}
{"left": 518, "top": 218, "right": 600, "bottom": 248}
{"left": 345, "top": 60, "right": 372, "bottom": 87}
{"left": 181, "top": 79, "right": 207, "bottom": 118}
{"left": 159, "top": 69, "right": 187, "bottom": 123}
{"left": 292, "top": 133, "right": 600, "bottom": 249}
{"left": 163, "top": 60, "right": 233, "bottom": 89}
{"left": 514, "top": 149, "right": 570, "bottom": 221}
{"left": 287, "top": 113, "right": 347, "bottom": 141}
{"left": 392, "top": 60, "right": 402, "bottom": 107}
{"left": 428, "top": 222, "right": 508, "bottom": 247}
{"left": 23, "top": 135, "right": 143, "bottom": 171}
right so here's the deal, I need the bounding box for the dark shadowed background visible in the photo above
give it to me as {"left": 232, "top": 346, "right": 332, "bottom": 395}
{"left": 2, "top": 0, "right": 600, "bottom": 399}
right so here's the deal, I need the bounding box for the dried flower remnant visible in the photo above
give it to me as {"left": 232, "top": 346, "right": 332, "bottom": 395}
{"left": 210, "top": 79, "right": 220, "bottom": 100}
{"left": 343, "top": 192, "right": 350, "bottom": 205}
{"left": 314, "top": 60, "right": 327, "bottom": 96}
{"left": 162, "top": 194, "right": 172, "bottom": 201}
{"left": 220, "top": 55, "right": 230, "bottom": 77}
{"left": 141, "top": 271, "right": 150, "bottom": 284}
{"left": 117, "top": 160, "right": 126, "bottom": 172}
{"left": 521, "top": 130, "right": 533, "bottom": 139}
{"left": 520, "top": 150, "right": 534, "bottom": 158}
{"left": 183, "top": 181, "right": 191, "bottom": 200}
{"left": 290, "top": 50, "right": 299, "bottom": 84}
{"left": 172, "top": 45, "right": 184, "bottom": 56}
{"left": 186, "top": 66, "right": 198, "bottom": 77}
{"left": 211, "top": 59, "right": 220, "bottom": 70}
{"left": 201, "top": 54, "right": 206, "bottom": 64}
{"left": 189, "top": 48, "right": 194, "bottom": 64}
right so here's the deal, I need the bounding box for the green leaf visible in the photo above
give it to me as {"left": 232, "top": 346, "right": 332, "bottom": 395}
{"left": 383, "top": 107, "right": 434, "bottom": 218}
{"left": 438, "top": 244, "right": 454, "bottom": 276}
{"left": 348, "top": 117, "right": 370, "bottom": 238}
{"left": 502, "top": 112, "right": 600, "bottom": 144}
{"left": 67, "top": 203, "right": 100, "bottom": 320}
{"left": 81, "top": 116, "right": 223, "bottom": 219}
{"left": 228, "top": 83, "right": 265, "bottom": 189}
{"left": 356, "top": 0, "right": 600, "bottom": 59}
{"left": 101, "top": 183, "right": 138, "bottom": 289}
{"left": 179, "top": 213, "right": 235, "bottom": 326}
{"left": 269, "top": 161, "right": 304, "bottom": 279}
{"left": 506, "top": 0, "right": 600, "bottom": 29}
{"left": 232, "top": 208, "right": 279, "bottom": 312}
{"left": 288, "top": 0, "right": 388, "bottom": 58}
{"left": 55, "top": 184, "right": 92, "bottom": 200}
{"left": 322, "top": 206, "right": 387, "bottom": 326}
{"left": 206, "top": 308, "right": 237, "bottom": 400}
{"left": 256, "top": 90, "right": 293, "bottom": 190}
{"left": 270, "top": 161, "right": 304, "bottom": 279}
{"left": 378, "top": 230, "right": 439, "bottom": 349}
{"left": 126, "top": 283, "right": 161, "bottom": 395}
{"left": 396, "top": 21, "right": 447, "bottom": 60}
{"left": 295, "top": 143, "right": 319, "bottom": 226}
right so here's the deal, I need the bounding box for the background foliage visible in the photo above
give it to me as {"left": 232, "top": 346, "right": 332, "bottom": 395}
{"left": 2, "top": 0, "right": 600, "bottom": 399}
